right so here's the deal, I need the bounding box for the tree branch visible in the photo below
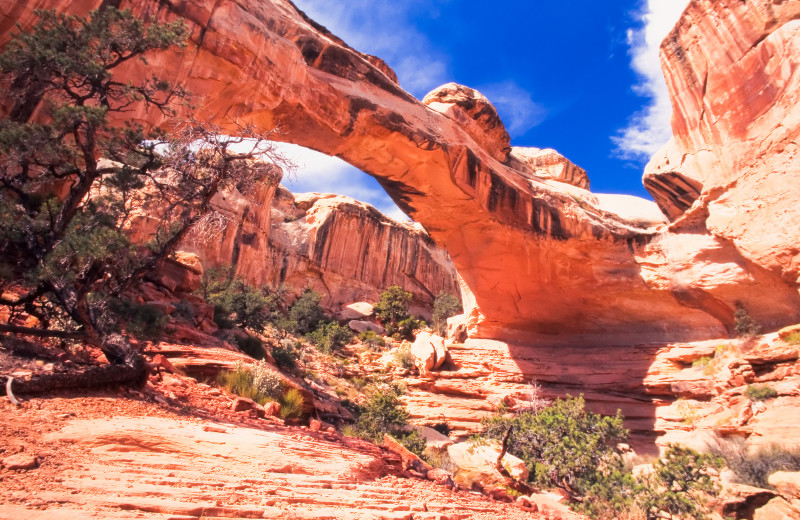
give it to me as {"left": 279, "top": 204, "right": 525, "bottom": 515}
{"left": 0, "top": 323, "right": 85, "bottom": 340}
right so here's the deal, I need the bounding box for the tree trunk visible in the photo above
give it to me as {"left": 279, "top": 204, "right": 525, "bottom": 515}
{"left": 0, "top": 334, "right": 147, "bottom": 396}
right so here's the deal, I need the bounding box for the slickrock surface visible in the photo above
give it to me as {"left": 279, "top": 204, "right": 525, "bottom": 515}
{"left": 4, "top": 0, "right": 800, "bottom": 342}
{"left": 394, "top": 335, "right": 800, "bottom": 454}
{"left": 0, "top": 381, "right": 542, "bottom": 520}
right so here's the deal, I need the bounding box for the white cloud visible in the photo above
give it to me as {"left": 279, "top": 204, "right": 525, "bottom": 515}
{"left": 292, "top": 0, "right": 449, "bottom": 97}
{"left": 272, "top": 143, "right": 410, "bottom": 221}
{"left": 613, "top": 0, "right": 690, "bottom": 160}
{"left": 479, "top": 81, "right": 547, "bottom": 137}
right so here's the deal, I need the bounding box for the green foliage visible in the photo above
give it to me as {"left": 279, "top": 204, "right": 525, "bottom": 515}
{"left": 393, "top": 344, "right": 416, "bottom": 370}
{"left": 0, "top": 8, "right": 289, "bottom": 353}
{"left": 432, "top": 292, "right": 462, "bottom": 336}
{"left": 251, "top": 360, "right": 284, "bottom": 401}
{"left": 235, "top": 335, "right": 265, "bottom": 360}
{"left": 271, "top": 340, "right": 299, "bottom": 370}
{"left": 279, "top": 387, "right": 305, "bottom": 419}
{"left": 692, "top": 356, "right": 712, "bottom": 369}
{"left": 479, "top": 395, "right": 628, "bottom": 498}
{"left": 784, "top": 332, "right": 800, "bottom": 345}
{"left": 358, "top": 330, "right": 386, "bottom": 350}
{"left": 745, "top": 384, "right": 778, "bottom": 402}
{"left": 374, "top": 286, "right": 412, "bottom": 335}
{"left": 734, "top": 302, "right": 760, "bottom": 338}
{"left": 711, "top": 439, "right": 800, "bottom": 489}
{"left": 287, "top": 288, "right": 326, "bottom": 334}
{"left": 107, "top": 298, "right": 168, "bottom": 340}
{"left": 397, "top": 316, "right": 425, "bottom": 341}
{"left": 351, "top": 384, "right": 422, "bottom": 455}
{"left": 218, "top": 360, "right": 284, "bottom": 405}
{"left": 308, "top": 321, "right": 353, "bottom": 353}
{"left": 201, "top": 267, "right": 283, "bottom": 332}
{"left": 638, "top": 445, "right": 722, "bottom": 520}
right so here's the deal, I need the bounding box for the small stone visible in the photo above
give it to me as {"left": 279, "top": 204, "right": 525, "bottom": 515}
{"left": 309, "top": 419, "right": 322, "bottom": 432}
{"left": 2, "top": 453, "right": 38, "bottom": 470}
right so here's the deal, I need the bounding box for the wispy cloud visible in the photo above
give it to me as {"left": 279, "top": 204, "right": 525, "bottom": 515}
{"left": 479, "top": 81, "right": 547, "bottom": 137}
{"left": 613, "top": 0, "right": 689, "bottom": 161}
{"left": 273, "top": 143, "right": 410, "bottom": 221}
{"left": 292, "top": 0, "right": 450, "bottom": 98}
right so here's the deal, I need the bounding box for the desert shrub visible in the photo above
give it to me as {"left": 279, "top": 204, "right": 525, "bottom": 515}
{"left": 251, "top": 360, "right": 284, "bottom": 401}
{"left": 308, "top": 321, "right": 353, "bottom": 353}
{"left": 359, "top": 330, "right": 386, "bottom": 350}
{"left": 711, "top": 438, "right": 800, "bottom": 489}
{"left": 351, "top": 384, "right": 423, "bottom": 456}
{"left": 638, "top": 445, "right": 722, "bottom": 520}
{"left": 424, "top": 448, "right": 458, "bottom": 473}
{"left": 393, "top": 344, "right": 416, "bottom": 370}
{"left": 217, "top": 362, "right": 264, "bottom": 403}
{"left": 478, "top": 396, "right": 723, "bottom": 519}
{"left": 784, "top": 332, "right": 800, "bottom": 345}
{"left": 107, "top": 299, "right": 169, "bottom": 340}
{"left": 479, "top": 395, "right": 628, "bottom": 500}
{"left": 235, "top": 335, "right": 265, "bottom": 360}
{"left": 734, "top": 302, "right": 760, "bottom": 338}
{"left": 287, "top": 288, "right": 326, "bottom": 334}
{"left": 280, "top": 387, "right": 305, "bottom": 419}
{"left": 374, "top": 286, "right": 412, "bottom": 334}
{"left": 271, "top": 340, "right": 299, "bottom": 370}
{"left": 692, "top": 356, "right": 712, "bottom": 369}
{"left": 745, "top": 384, "right": 777, "bottom": 402}
{"left": 429, "top": 422, "right": 451, "bottom": 436}
{"left": 432, "top": 292, "right": 462, "bottom": 336}
{"left": 173, "top": 299, "right": 195, "bottom": 321}
{"left": 201, "top": 267, "right": 284, "bottom": 332}
{"left": 396, "top": 316, "right": 425, "bottom": 341}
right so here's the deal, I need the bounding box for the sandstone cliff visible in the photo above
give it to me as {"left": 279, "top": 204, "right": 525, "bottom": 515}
{"left": 3, "top": 0, "right": 799, "bottom": 343}
{"left": 178, "top": 182, "right": 459, "bottom": 316}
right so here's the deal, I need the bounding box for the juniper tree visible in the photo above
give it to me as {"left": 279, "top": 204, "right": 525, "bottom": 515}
{"left": 0, "top": 8, "right": 289, "bottom": 376}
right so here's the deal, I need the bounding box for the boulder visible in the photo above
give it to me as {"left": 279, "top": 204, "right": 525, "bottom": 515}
{"left": 446, "top": 441, "right": 528, "bottom": 490}
{"left": 770, "top": 472, "right": 800, "bottom": 501}
{"left": 509, "top": 147, "right": 590, "bottom": 189}
{"left": 340, "top": 302, "right": 374, "bottom": 320}
{"left": 418, "top": 426, "right": 454, "bottom": 452}
{"left": 753, "top": 497, "right": 800, "bottom": 520}
{"left": 348, "top": 320, "right": 385, "bottom": 335}
{"left": 231, "top": 397, "right": 265, "bottom": 418}
{"left": 409, "top": 331, "right": 449, "bottom": 375}
{"left": 446, "top": 314, "right": 468, "bottom": 343}
{"left": 423, "top": 82, "right": 511, "bottom": 163}
{"left": 1, "top": 453, "right": 38, "bottom": 471}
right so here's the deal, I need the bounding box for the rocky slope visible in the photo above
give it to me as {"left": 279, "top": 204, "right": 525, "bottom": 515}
{"left": 0, "top": 375, "right": 544, "bottom": 520}
{"left": 3, "top": 0, "right": 798, "bottom": 343}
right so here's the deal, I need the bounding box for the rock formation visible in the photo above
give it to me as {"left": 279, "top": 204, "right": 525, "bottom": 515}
{"left": 3, "top": 0, "right": 800, "bottom": 343}
{"left": 175, "top": 181, "right": 459, "bottom": 316}
{"left": 645, "top": 0, "right": 800, "bottom": 290}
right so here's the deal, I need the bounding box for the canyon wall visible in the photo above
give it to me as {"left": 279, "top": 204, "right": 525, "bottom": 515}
{"left": 179, "top": 182, "right": 459, "bottom": 316}
{"left": 2, "top": 0, "right": 799, "bottom": 343}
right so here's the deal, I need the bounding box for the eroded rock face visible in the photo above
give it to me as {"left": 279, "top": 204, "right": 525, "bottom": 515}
{"left": 646, "top": 0, "right": 800, "bottom": 289}
{"left": 2, "top": 0, "right": 799, "bottom": 342}
{"left": 178, "top": 183, "right": 459, "bottom": 315}
{"left": 508, "top": 147, "right": 590, "bottom": 189}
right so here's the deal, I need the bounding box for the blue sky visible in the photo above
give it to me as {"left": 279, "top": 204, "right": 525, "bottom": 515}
{"left": 278, "top": 0, "right": 689, "bottom": 220}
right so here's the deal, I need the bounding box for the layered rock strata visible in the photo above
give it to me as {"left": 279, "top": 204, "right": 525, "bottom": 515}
{"left": 176, "top": 183, "right": 459, "bottom": 316}
{"left": 3, "top": 0, "right": 800, "bottom": 342}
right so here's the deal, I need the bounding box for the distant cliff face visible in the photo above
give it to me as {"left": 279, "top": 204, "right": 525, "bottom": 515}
{"left": 2, "top": 0, "right": 799, "bottom": 342}
{"left": 177, "top": 182, "right": 458, "bottom": 316}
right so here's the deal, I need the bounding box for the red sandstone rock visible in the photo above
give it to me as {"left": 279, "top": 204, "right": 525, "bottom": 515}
{"left": 2, "top": 453, "right": 38, "bottom": 471}
{"left": 3, "top": 0, "right": 799, "bottom": 342}
{"left": 509, "top": 147, "right": 590, "bottom": 189}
